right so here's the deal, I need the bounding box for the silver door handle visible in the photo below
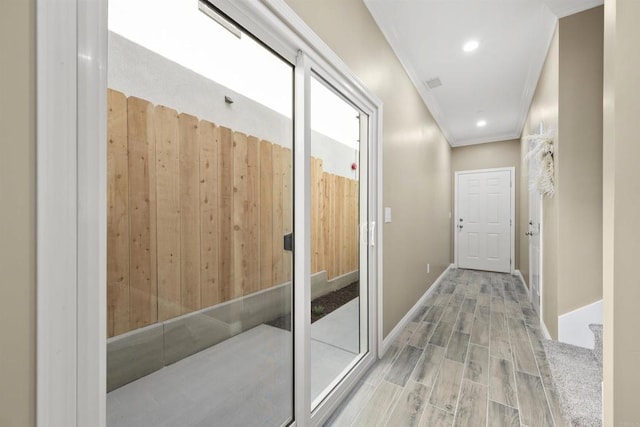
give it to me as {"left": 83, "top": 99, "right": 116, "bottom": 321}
{"left": 458, "top": 224, "right": 464, "bottom": 230}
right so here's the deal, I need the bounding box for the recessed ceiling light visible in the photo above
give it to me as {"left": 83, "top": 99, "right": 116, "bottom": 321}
{"left": 477, "top": 120, "right": 487, "bottom": 127}
{"left": 463, "top": 40, "right": 479, "bottom": 52}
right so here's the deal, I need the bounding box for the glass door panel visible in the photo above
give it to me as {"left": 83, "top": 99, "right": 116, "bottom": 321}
{"left": 106, "top": 1, "right": 293, "bottom": 425}
{"left": 309, "top": 75, "right": 368, "bottom": 407}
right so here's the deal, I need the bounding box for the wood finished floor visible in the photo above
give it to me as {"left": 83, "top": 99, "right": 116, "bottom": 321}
{"left": 325, "top": 269, "right": 565, "bottom": 427}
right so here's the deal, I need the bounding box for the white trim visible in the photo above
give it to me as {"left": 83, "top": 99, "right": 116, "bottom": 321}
{"left": 38, "top": 0, "right": 383, "bottom": 425}
{"left": 453, "top": 167, "right": 516, "bottom": 274}
{"left": 380, "top": 264, "right": 453, "bottom": 356}
{"left": 541, "top": 320, "right": 552, "bottom": 340}
{"left": 558, "top": 299, "right": 603, "bottom": 349}
{"left": 515, "top": 269, "right": 527, "bottom": 289}
{"left": 293, "top": 51, "right": 312, "bottom": 426}
{"left": 76, "top": 0, "right": 107, "bottom": 425}
{"left": 37, "top": 0, "right": 79, "bottom": 425}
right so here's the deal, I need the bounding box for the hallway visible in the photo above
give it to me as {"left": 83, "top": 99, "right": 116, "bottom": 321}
{"left": 326, "top": 269, "right": 564, "bottom": 426}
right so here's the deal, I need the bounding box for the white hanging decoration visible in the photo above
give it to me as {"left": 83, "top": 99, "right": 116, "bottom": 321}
{"left": 526, "top": 131, "right": 555, "bottom": 197}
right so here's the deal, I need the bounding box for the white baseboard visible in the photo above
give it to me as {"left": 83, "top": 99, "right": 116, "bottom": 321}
{"left": 514, "top": 269, "right": 528, "bottom": 298}
{"left": 380, "top": 264, "right": 453, "bottom": 357}
{"left": 541, "top": 320, "right": 552, "bottom": 340}
{"left": 558, "top": 299, "right": 603, "bottom": 349}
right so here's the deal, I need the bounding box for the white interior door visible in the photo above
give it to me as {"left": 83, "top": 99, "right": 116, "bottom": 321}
{"left": 528, "top": 146, "right": 543, "bottom": 317}
{"left": 456, "top": 169, "right": 513, "bottom": 273}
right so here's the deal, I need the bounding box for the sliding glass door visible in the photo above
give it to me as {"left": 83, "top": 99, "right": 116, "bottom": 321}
{"left": 106, "top": 2, "right": 294, "bottom": 425}
{"left": 309, "top": 75, "right": 369, "bottom": 408}
{"left": 104, "top": 1, "right": 378, "bottom": 425}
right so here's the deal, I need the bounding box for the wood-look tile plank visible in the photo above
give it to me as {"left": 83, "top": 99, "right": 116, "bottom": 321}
{"left": 429, "top": 322, "right": 455, "bottom": 348}
{"left": 507, "top": 318, "right": 539, "bottom": 375}
{"left": 387, "top": 380, "right": 431, "bottom": 427}
{"left": 429, "top": 359, "right": 464, "bottom": 413}
{"left": 490, "top": 338, "right": 513, "bottom": 360}
{"left": 479, "top": 283, "right": 491, "bottom": 295}
{"left": 435, "top": 293, "right": 453, "bottom": 306}
{"left": 454, "top": 311, "right": 474, "bottom": 335}
{"left": 410, "top": 322, "right": 438, "bottom": 349}
{"left": 490, "top": 311, "right": 508, "bottom": 341}
{"left": 511, "top": 338, "right": 539, "bottom": 376}
{"left": 461, "top": 298, "right": 477, "bottom": 314}
{"left": 424, "top": 305, "right": 445, "bottom": 323}
{"left": 352, "top": 381, "right": 401, "bottom": 427}
{"left": 490, "top": 296, "right": 505, "bottom": 314}
{"left": 412, "top": 305, "right": 430, "bottom": 322}
{"left": 445, "top": 331, "right": 470, "bottom": 363}
{"left": 507, "top": 317, "right": 529, "bottom": 342}
{"left": 412, "top": 344, "right": 445, "bottom": 387}
{"left": 452, "top": 293, "right": 466, "bottom": 305}
{"left": 476, "top": 294, "right": 490, "bottom": 307}
{"left": 515, "top": 371, "right": 554, "bottom": 427}
{"left": 464, "top": 344, "right": 489, "bottom": 385}
{"left": 441, "top": 283, "right": 456, "bottom": 294}
{"left": 441, "top": 303, "right": 462, "bottom": 324}
{"left": 489, "top": 357, "right": 518, "bottom": 408}
{"left": 325, "top": 381, "right": 375, "bottom": 427}
{"left": 487, "top": 400, "right": 520, "bottom": 427}
{"left": 469, "top": 314, "right": 489, "bottom": 347}
{"left": 453, "top": 380, "right": 487, "bottom": 427}
{"left": 545, "top": 385, "right": 567, "bottom": 426}
{"left": 418, "top": 404, "right": 454, "bottom": 427}
{"left": 386, "top": 345, "right": 424, "bottom": 387}
{"left": 504, "top": 301, "right": 524, "bottom": 319}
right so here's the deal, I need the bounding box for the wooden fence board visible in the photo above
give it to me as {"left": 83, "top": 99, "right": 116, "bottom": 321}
{"left": 259, "top": 140, "right": 273, "bottom": 290}
{"left": 317, "top": 160, "right": 326, "bottom": 274}
{"left": 282, "top": 147, "right": 292, "bottom": 281}
{"left": 155, "top": 105, "right": 181, "bottom": 321}
{"left": 127, "top": 96, "right": 157, "bottom": 330}
{"left": 218, "top": 127, "right": 234, "bottom": 302}
{"left": 199, "top": 120, "right": 220, "bottom": 306}
{"left": 271, "top": 144, "right": 284, "bottom": 285}
{"left": 107, "top": 89, "right": 130, "bottom": 337}
{"left": 246, "top": 136, "right": 261, "bottom": 294}
{"left": 179, "top": 113, "right": 201, "bottom": 313}
{"left": 232, "top": 132, "right": 248, "bottom": 299}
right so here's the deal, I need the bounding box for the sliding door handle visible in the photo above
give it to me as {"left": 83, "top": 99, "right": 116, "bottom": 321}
{"left": 283, "top": 233, "right": 293, "bottom": 252}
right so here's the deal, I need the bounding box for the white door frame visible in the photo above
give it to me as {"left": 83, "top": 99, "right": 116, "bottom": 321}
{"left": 36, "top": 0, "right": 383, "bottom": 426}
{"left": 453, "top": 167, "right": 516, "bottom": 274}
{"left": 528, "top": 185, "right": 545, "bottom": 329}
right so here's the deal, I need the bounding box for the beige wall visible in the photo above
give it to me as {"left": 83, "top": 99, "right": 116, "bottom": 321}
{"left": 557, "top": 7, "right": 604, "bottom": 315}
{"left": 0, "top": 1, "right": 36, "bottom": 426}
{"left": 451, "top": 140, "right": 522, "bottom": 269}
{"left": 520, "top": 7, "right": 603, "bottom": 338}
{"left": 521, "top": 26, "right": 560, "bottom": 337}
{"left": 284, "top": 0, "right": 452, "bottom": 336}
{"left": 603, "top": 0, "right": 640, "bottom": 423}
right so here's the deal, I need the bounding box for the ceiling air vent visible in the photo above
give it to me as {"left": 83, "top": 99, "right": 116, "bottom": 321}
{"left": 425, "top": 77, "right": 442, "bottom": 89}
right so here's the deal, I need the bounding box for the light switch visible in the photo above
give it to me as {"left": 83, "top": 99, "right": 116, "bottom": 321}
{"left": 385, "top": 207, "right": 392, "bottom": 223}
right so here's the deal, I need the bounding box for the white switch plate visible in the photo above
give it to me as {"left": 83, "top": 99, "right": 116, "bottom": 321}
{"left": 384, "top": 207, "right": 392, "bottom": 223}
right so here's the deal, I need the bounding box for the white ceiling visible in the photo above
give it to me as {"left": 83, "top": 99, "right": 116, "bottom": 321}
{"left": 363, "top": 0, "right": 603, "bottom": 147}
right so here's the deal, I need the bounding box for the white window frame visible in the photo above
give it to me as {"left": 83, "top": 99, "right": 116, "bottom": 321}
{"left": 36, "top": 0, "right": 382, "bottom": 426}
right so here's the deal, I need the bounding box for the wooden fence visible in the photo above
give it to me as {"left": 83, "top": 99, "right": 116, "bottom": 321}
{"left": 107, "top": 89, "right": 359, "bottom": 337}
